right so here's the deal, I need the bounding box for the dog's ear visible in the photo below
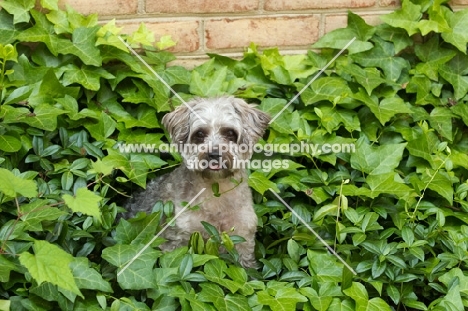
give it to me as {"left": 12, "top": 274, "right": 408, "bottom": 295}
{"left": 231, "top": 98, "right": 271, "bottom": 144}
{"left": 162, "top": 104, "right": 191, "bottom": 143}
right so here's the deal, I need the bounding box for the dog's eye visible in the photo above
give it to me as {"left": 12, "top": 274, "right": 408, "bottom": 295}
{"left": 224, "top": 129, "right": 238, "bottom": 142}
{"left": 195, "top": 131, "right": 205, "bottom": 138}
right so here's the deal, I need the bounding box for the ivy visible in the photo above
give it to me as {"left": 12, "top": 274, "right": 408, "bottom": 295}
{"left": 1, "top": 0, "right": 468, "bottom": 309}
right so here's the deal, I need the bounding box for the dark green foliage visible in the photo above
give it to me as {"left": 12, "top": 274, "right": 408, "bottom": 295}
{"left": 1, "top": 0, "right": 468, "bottom": 309}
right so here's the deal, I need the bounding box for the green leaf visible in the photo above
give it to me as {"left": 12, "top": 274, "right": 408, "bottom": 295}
{"left": 20, "top": 200, "right": 67, "bottom": 230}
{"left": 312, "top": 12, "right": 374, "bottom": 55}
{"left": 257, "top": 287, "right": 307, "bottom": 311}
{"left": 62, "top": 64, "right": 115, "bottom": 91}
{"left": 301, "top": 77, "right": 352, "bottom": 105}
{"left": 156, "top": 35, "right": 176, "bottom": 50}
{"left": 350, "top": 140, "right": 407, "bottom": 175}
{"left": 198, "top": 283, "right": 250, "bottom": 311}
{"left": 439, "top": 53, "right": 468, "bottom": 100}
{"left": 429, "top": 107, "right": 454, "bottom": 141}
{"left": 0, "top": 0, "right": 35, "bottom": 24}
{"left": 0, "top": 135, "right": 21, "bottom": 152}
{"left": 366, "top": 173, "right": 415, "bottom": 199}
{"left": 60, "top": 27, "right": 102, "bottom": 66}
{"left": 418, "top": 4, "right": 450, "bottom": 35}
{"left": 41, "top": 0, "right": 59, "bottom": 11}
{"left": 415, "top": 35, "right": 456, "bottom": 80}
{"left": 19, "top": 240, "right": 82, "bottom": 297}
{"left": 422, "top": 169, "right": 454, "bottom": 205}
{"left": 441, "top": 8, "right": 468, "bottom": 53}
{"left": 190, "top": 63, "right": 228, "bottom": 97}
{"left": 70, "top": 257, "right": 113, "bottom": 293}
{"left": 16, "top": 10, "right": 69, "bottom": 56}
{"left": 380, "top": 0, "right": 422, "bottom": 36}
{"left": 248, "top": 171, "right": 280, "bottom": 195}
{"left": 353, "top": 89, "right": 412, "bottom": 125}
{"left": 343, "top": 282, "right": 392, "bottom": 311}
{"left": 351, "top": 39, "right": 409, "bottom": 82}
{"left": 63, "top": 187, "right": 102, "bottom": 223}
{"left": 0, "top": 168, "right": 37, "bottom": 198}
{"left": 406, "top": 126, "right": 440, "bottom": 165}
{"left": 101, "top": 244, "right": 159, "bottom": 290}
{"left": 341, "top": 64, "right": 386, "bottom": 95}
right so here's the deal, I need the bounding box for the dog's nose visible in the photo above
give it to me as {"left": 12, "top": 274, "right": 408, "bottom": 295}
{"left": 208, "top": 151, "right": 221, "bottom": 160}
{"left": 208, "top": 146, "right": 220, "bottom": 160}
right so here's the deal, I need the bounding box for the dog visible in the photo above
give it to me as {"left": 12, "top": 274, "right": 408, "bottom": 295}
{"left": 124, "top": 96, "right": 271, "bottom": 268}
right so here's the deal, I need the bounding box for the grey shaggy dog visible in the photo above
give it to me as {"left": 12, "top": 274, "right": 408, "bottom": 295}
{"left": 124, "top": 96, "right": 270, "bottom": 268}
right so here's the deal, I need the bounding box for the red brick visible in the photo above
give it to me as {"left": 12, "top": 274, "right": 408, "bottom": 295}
{"left": 146, "top": 0, "right": 259, "bottom": 14}
{"left": 205, "top": 16, "right": 320, "bottom": 50}
{"left": 60, "top": 0, "right": 138, "bottom": 16}
{"left": 379, "top": 0, "right": 400, "bottom": 6}
{"left": 450, "top": 0, "right": 468, "bottom": 4}
{"left": 120, "top": 20, "right": 201, "bottom": 53}
{"left": 265, "top": 0, "right": 376, "bottom": 11}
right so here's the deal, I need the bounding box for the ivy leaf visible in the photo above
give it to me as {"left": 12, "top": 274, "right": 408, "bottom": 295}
{"left": 422, "top": 169, "right": 453, "bottom": 205}
{"left": 19, "top": 240, "right": 82, "bottom": 297}
{"left": 366, "top": 173, "right": 415, "bottom": 199}
{"left": 40, "top": 0, "right": 59, "bottom": 11}
{"left": 63, "top": 187, "right": 102, "bottom": 223}
{"left": 59, "top": 27, "right": 102, "bottom": 66}
{"left": 84, "top": 112, "right": 117, "bottom": 141}
{"left": 257, "top": 287, "right": 307, "bottom": 311}
{"left": 70, "top": 258, "right": 113, "bottom": 293}
{"left": 312, "top": 12, "right": 374, "bottom": 55}
{"left": 101, "top": 244, "right": 159, "bottom": 290}
{"left": 128, "top": 23, "right": 155, "bottom": 47}
{"left": 301, "top": 77, "right": 352, "bottom": 105}
{"left": 0, "top": 135, "right": 22, "bottom": 152}
{"left": 17, "top": 10, "right": 69, "bottom": 56}
{"left": 248, "top": 171, "right": 280, "bottom": 195}
{"left": 2, "top": 104, "right": 67, "bottom": 131}
{"left": 343, "top": 282, "right": 392, "bottom": 311}
{"left": 0, "top": 10, "right": 22, "bottom": 44}
{"left": 190, "top": 64, "right": 228, "bottom": 97}
{"left": 380, "top": 0, "right": 422, "bottom": 36}
{"left": 156, "top": 35, "right": 176, "bottom": 50}
{"left": 439, "top": 53, "right": 468, "bottom": 100}
{"left": 28, "top": 69, "right": 80, "bottom": 107}
{"left": 429, "top": 107, "right": 454, "bottom": 141}
{"left": 0, "top": 0, "right": 35, "bottom": 24}
{"left": 351, "top": 38, "right": 409, "bottom": 82}
{"left": 353, "top": 89, "right": 412, "bottom": 125}
{"left": 418, "top": 4, "right": 450, "bottom": 35}
{"left": 0, "top": 168, "right": 37, "bottom": 198}
{"left": 414, "top": 36, "right": 456, "bottom": 81}
{"left": 350, "top": 140, "right": 407, "bottom": 175}
{"left": 441, "top": 8, "right": 468, "bottom": 53}
{"left": 406, "top": 127, "right": 440, "bottom": 166}
{"left": 375, "top": 24, "right": 412, "bottom": 54}
{"left": 198, "top": 283, "right": 251, "bottom": 311}
{"left": 340, "top": 64, "right": 386, "bottom": 95}
{"left": 20, "top": 200, "right": 67, "bottom": 230}
{"left": 62, "top": 64, "right": 114, "bottom": 91}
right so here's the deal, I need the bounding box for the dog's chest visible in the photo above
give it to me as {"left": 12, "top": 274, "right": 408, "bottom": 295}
{"left": 177, "top": 190, "right": 253, "bottom": 234}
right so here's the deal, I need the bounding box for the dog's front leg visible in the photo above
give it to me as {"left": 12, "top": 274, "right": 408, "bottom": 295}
{"left": 236, "top": 236, "right": 257, "bottom": 268}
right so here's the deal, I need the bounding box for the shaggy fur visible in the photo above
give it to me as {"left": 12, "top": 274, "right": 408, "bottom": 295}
{"left": 124, "top": 96, "right": 270, "bottom": 268}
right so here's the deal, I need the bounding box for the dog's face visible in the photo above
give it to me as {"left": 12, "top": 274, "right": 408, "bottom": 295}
{"left": 162, "top": 97, "right": 271, "bottom": 178}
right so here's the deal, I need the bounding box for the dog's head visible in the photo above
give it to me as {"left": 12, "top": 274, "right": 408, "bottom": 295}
{"left": 162, "top": 96, "right": 271, "bottom": 178}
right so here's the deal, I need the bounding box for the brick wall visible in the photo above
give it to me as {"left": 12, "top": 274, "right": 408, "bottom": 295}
{"left": 61, "top": 0, "right": 468, "bottom": 66}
